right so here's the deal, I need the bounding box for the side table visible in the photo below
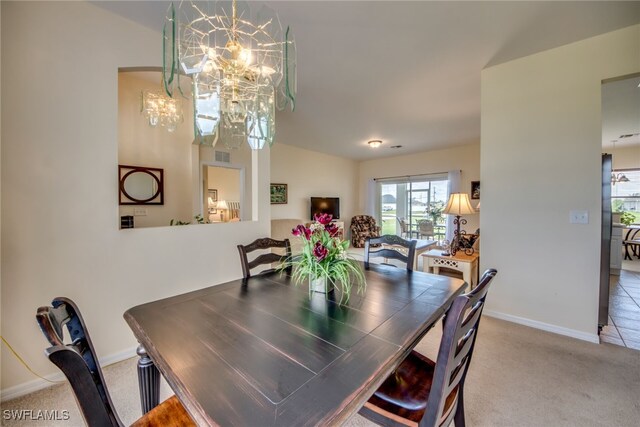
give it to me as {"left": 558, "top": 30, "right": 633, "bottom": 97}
{"left": 422, "top": 249, "right": 479, "bottom": 288}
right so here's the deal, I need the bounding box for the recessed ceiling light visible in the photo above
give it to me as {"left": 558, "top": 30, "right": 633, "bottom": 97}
{"left": 368, "top": 140, "right": 382, "bottom": 148}
{"left": 390, "top": 145, "right": 403, "bottom": 149}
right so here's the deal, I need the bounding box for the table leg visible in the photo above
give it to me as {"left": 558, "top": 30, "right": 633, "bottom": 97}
{"left": 433, "top": 266, "right": 440, "bottom": 275}
{"left": 136, "top": 344, "right": 160, "bottom": 414}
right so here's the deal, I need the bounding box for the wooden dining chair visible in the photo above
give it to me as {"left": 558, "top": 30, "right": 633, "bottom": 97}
{"left": 36, "top": 297, "right": 195, "bottom": 427}
{"left": 364, "top": 235, "right": 417, "bottom": 272}
{"left": 237, "top": 237, "right": 292, "bottom": 279}
{"left": 359, "top": 268, "right": 498, "bottom": 427}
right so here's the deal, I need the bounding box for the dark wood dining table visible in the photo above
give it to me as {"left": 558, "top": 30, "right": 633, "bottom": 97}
{"left": 124, "top": 264, "right": 466, "bottom": 426}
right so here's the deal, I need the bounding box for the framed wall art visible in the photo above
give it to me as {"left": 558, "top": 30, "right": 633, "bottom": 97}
{"left": 471, "top": 181, "right": 480, "bottom": 199}
{"left": 270, "top": 183, "right": 288, "bottom": 204}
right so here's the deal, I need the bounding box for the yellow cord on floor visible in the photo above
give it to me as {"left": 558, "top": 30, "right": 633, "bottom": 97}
{"left": 0, "top": 335, "right": 64, "bottom": 384}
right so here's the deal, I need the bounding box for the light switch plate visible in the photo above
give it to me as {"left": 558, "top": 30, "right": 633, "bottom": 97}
{"left": 134, "top": 208, "right": 147, "bottom": 216}
{"left": 570, "top": 210, "right": 588, "bottom": 224}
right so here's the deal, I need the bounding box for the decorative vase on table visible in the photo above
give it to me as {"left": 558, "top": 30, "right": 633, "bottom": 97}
{"left": 279, "top": 213, "right": 365, "bottom": 303}
{"left": 309, "top": 276, "right": 334, "bottom": 294}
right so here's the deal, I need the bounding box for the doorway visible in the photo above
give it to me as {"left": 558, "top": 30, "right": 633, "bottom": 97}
{"left": 600, "top": 72, "right": 640, "bottom": 349}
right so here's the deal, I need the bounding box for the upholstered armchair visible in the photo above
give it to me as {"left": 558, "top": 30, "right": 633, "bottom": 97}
{"left": 350, "top": 215, "right": 381, "bottom": 248}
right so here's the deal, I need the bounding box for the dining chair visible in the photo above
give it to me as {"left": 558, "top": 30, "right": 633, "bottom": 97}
{"left": 396, "top": 217, "right": 419, "bottom": 239}
{"left": 36, "top": 297, "right": 195, "bottom": 427}
{"left": 237, "top": 237, "right": 292, "bottom": 279}
{"left": 417, "top": 219, "right": 435, "bottom": 239}
{"left": 364, "top": 235, "right": 417, "bottom": 272}
{"left": 359, "top": 268, "right": 498, "bottom": 427}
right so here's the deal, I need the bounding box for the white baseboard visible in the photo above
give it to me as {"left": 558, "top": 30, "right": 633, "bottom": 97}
{"left": 484, "top": 310, "right": 600, "bottom": 344}
{"left": 0, "top": 346, "right": 137, "bottom": 402}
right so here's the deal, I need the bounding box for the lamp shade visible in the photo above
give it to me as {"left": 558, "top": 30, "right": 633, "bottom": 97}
{"left": 443, "top": 193, "right": 476, "bottom": 216}
{"left": 216, "top": 200, "right": 229, "bottom": 210}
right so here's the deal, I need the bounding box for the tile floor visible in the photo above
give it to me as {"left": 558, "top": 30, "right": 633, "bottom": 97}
{"left": 600, "top": 268, "right": 640, "bottom": 349}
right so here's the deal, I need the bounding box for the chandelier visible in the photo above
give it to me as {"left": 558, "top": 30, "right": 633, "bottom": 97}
{"left": 612, "top": 172, "right": 630, "bottom": 185}
{"left": 140, "top": 88, "right": 184, "bottom": 132}
{"left": 161, "top": 0, "right": 296, "bottom": 149}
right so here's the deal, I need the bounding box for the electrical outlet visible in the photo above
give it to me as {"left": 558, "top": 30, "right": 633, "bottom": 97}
{"left": 134, "top": 208, "right": 147, "bottom": 216}
{"left": 570, "top": 210, "right": 588, "bottom": 224}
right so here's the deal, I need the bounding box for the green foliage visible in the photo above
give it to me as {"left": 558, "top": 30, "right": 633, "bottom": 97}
{"left": 612, "top": 200, "right": 625, "bottom": 213}
{"left": 170, "top": 215, "right": 206, "bottom": 226}
{"left": 170, "top": 219, "right": 191, "bottom": 226}
{"left": 279, "top": 221, "right": 366, "bottom": 304}
{"left": 620, "top": 211, "right": 635, "bottom": 226}
{"left": 425, "top": 201, "right": 445, "bottom": 224}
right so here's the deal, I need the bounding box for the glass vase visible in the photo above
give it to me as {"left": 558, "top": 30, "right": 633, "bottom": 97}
{"left": 309, "top": 276, "right": 333, "bottom": 294}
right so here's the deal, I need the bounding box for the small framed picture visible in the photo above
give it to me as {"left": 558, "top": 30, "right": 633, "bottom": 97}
{"left": 471, "top": 181, "right": 480, "bottom": 200}
{"left": 270, "top": 183, "right": 288, "bottom": 204}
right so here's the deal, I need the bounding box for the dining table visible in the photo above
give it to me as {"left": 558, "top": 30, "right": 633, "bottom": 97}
{"left": 124, "top": 263, "right": 466, "bottom": 426}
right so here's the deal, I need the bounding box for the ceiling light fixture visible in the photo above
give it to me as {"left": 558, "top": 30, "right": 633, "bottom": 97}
{"left": 161, "top": 0, "right": 296, "bottom": 149}
{"left": 612, "top": 172, "right": 630, "bottom": 185}
{"left": 368, "top": 140, "right": 383, "bottom": 148}
{"left": 390, "top": 145, "right": 403, "bottom": 149}
{"left": 141, "top": 91, "right": 183, "bottom": 132}
{"left": 141, "top": 81, "right": 183, "bottom": 132}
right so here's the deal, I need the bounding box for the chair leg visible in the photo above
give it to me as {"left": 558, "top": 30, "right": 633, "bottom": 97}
{"left": 454, "top": 388, "right": 466, "bottom": 427}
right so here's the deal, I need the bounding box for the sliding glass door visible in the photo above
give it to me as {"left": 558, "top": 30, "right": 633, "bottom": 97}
{"left": 377, "top": 176, "right": 448, "bottom": 240}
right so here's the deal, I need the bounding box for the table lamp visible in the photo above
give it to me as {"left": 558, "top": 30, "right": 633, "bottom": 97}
{"left": 217, "top": 200, "right": 228, "bottom": 222}
{"left": 443, "top": 193, "right": 476, "bottom": 256}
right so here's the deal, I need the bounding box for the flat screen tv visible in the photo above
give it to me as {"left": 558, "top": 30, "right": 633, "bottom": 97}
{"left": 310, "top": 197, "right": 340, "bottom": 220}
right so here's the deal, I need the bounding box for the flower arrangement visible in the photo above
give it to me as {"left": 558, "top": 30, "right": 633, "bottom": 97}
{"left": 281, "top": 213, "right": 365, "bottom": 302}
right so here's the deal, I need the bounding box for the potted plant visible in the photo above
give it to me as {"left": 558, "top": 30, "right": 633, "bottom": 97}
{"left": 280, "top": 213, "right": 365, "bottom": 303}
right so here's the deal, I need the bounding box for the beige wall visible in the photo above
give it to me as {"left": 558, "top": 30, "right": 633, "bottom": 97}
{"left": 358, "top": 144, "right": 481, "bottom": 233}
{"left": 481, "top": 24, "right": 640, "bottom": 341}
{"left": 608, "top": 145, "right": 640, "bottom": 170}
{"left": 1, "top": 1, "right": 270, "bottom": 395}
{"left": 270, "top": 143, "right": 359, "bottom": 231}
{"left": 118, "top": 72, "right": 194, "bottom": 227}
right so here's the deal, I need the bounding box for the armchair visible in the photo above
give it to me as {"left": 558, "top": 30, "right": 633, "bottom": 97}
{"left": 350, "top": 215, "right": 381, "bottom": 248}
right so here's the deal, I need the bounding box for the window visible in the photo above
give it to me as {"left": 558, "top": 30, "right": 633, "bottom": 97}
{"left": 377, "top": 175, "right": 448, "bottom": 239}
{"left": 612, "top": 168, "right": 640, "bottom": 223}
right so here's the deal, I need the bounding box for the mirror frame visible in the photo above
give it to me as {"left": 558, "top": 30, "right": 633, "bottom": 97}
{"left": 119, "top": 165, "right": 164, "bottom": 205}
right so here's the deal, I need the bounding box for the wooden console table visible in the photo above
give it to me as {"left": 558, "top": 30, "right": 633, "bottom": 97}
{"left": 422, "top": 249, "right": 479, "bottom": 288}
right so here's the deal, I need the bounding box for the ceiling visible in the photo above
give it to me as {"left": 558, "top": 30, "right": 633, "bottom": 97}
{"left": 95, "top": 1, "right": 640, "bottom": 160}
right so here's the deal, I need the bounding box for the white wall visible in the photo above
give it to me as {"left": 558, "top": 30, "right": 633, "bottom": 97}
{"left": 118, "top": 72, "right": 194, "bottom": 227}
{"left": 481, "top": 24, "right": 640, "bottom": 341}
{"left": 1, "top": 1, "right": 270, "bottom": 395}
{"left": 270, "top": 143, "right": 359, "bottom": 231}
{"left": 358, "top": 144, "right": 481, "bottom": 233}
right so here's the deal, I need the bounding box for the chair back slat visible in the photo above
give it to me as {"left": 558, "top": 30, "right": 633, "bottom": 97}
{"left": 247, "top": 253, "right": 287, "bottom": 271}
{"left": 364, "top": 235, "right": 417, "bottom": 271}
{"left": 451, "top": 328, "right": 476, "bottom": 370}
{"left": 237, "top": 237, "right": 292, "bottom": 279}
{"left": 36, "top": 298, "right": 122, "bottom": 427}
{"left": 420, "top": 269, "right": 497, "bottom": 427}
{"left": 47, "top": 346, "right": 120, "bottom": 427}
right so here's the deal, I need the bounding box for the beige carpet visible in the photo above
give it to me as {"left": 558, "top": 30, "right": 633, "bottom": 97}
{"left": 2, "top": 316, "right": 639, "bottom": 427}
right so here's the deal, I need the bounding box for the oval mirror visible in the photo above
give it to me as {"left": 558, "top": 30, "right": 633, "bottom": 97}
{"left": 119, "top": 165, "right": 164, "bottom": 205}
